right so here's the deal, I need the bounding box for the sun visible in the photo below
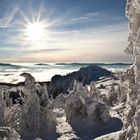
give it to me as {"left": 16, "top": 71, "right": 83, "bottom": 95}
{"left": 25, "top": 22, "right": 46, "bottom": 41}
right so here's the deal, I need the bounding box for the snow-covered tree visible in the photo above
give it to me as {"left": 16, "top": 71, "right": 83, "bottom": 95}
{"left": 20, "top": 73, "right": 40, "bottom": 134}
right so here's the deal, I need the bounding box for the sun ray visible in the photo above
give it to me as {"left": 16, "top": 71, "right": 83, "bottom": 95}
{"left": 37, "top": 4, "right": 44, "bottom": 23}
{"left": 4, "top": 6, "right": 19, "bottom": 28}
{"left": 20, "top": 10, "right": 32, "bottom": 25}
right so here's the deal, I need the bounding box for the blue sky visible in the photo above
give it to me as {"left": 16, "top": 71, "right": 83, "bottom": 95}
{"left": 0, "top": 0, "right": 131, "bottom": 62}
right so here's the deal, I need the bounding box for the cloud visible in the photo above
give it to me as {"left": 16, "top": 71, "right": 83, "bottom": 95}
{"left": 22, "top": 48, "right": 68, "bottom": 54}
{"left": 47, "top": 10, "right": 126, "bottom": 31}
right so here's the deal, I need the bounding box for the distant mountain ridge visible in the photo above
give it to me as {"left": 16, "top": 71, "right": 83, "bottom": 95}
{"left": 48, "top": 65, "right": 112, "bottom": 98}
{"left": 0, "top": 63, "right": 23, "bottom": 68}
{"left": 55, "top": 62, "right": 132, "bottom": 66}
{"left": 0, "top": 62, "right": 132, "bottom": 67}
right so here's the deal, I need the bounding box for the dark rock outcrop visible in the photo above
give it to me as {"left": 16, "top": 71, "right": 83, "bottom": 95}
{"left": 48, "top": 65, "right": 112, "bottom": 98}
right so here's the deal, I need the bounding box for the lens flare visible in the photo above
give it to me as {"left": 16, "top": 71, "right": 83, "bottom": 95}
{"left": 25, "top": 22, "right": 46, "bottom": 41}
